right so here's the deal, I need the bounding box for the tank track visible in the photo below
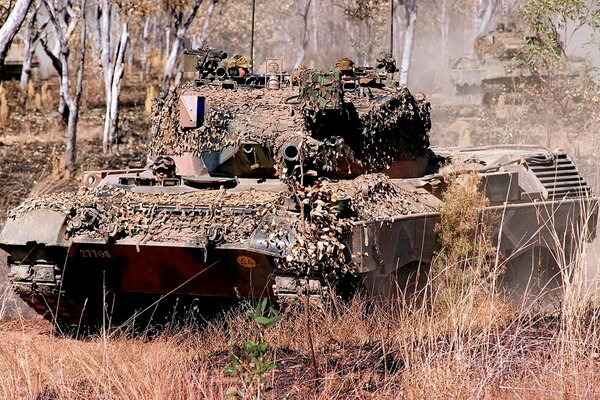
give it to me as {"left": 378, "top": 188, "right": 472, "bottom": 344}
{"left": 9, "top": 262, "right": 94, "bottom": 331}
{"left": 9, "top": 261, "right": 332, "bottom": 328}
{"left": 272, "top": 275, "right": 329, "bottom": 307}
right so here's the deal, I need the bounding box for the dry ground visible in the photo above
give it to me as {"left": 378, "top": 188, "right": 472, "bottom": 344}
{"left": 0, "top": 297, "right": 600, "bottom": 399}
{"left": 1, "top": 78, "right": 600, "bottom": 398}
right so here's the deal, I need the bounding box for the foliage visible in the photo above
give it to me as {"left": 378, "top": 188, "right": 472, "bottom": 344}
{"left": 436, "top": 171, "right": 493, "bottom": 263}
{"left": 521, "top": 0, "right": 600, "bottom": 73}
{"left": 224, "top": 299, "right": 281, "bottom": 398}
{"left": 344, "top": 0, "right": 384, "bottom": 21}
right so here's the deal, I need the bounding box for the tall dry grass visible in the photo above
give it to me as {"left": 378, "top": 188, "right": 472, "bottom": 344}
{"left": 0, "top": 179, "right": 599, "bottom": 399}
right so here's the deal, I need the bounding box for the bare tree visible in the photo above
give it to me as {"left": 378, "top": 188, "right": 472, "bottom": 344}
{"left": 176, "top": 0, "right": 218, "bottom": 85}
{"left": 198, "top": 0, "right": 217, "bottom": 45}
{"left": 161, "top": 0, "right": 203, "bottom": 92}
{"left": 39, "top": 1, "right": 78, "bottom": 124}
{"left": 44, "top": 0, "right": 87, "bottom": 168}
{"left": 19, "top": 2, "right": 42, "bottom": 98}
{"left": 398, "top": 0, "right": 416, "bottom": 85}
{"left": 140, "top": 15, "right": 153, "bottom": 79}
{"left": 294, "top": 0, "right": 312, "bottom": 68}
{"left": 473, "top": 0, "right": 496, "bottom": 37}
{"left": 0, "top": 0, "right": 33, "bottom": 75}
{"left": 98, "top": 0, "right": 129, "bottom": 154}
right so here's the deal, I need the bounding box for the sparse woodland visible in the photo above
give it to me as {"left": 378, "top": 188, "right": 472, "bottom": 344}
{"left": 1, "top": 0, "right": 600, "bottom": 398}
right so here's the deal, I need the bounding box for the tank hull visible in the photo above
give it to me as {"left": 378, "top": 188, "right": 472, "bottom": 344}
{"left": 1, "top": 188, "right": 595, "bottom": 326}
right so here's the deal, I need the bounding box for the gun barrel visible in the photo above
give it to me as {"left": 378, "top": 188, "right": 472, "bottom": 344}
{"left": 216, "top": 66, "right": 227, "bottom": 78}
{"left": 281, "top": 142, "right": 299, "bottom": 162}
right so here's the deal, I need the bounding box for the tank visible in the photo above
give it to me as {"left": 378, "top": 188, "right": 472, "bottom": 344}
{"left": 449, "top": 24, "right": 584, "bottom": 104}
{"left": 0, "top": 46, "right": 597, "bottom": 330}
{"left": 1, "top": 38, "right": 39, "bottom": 80}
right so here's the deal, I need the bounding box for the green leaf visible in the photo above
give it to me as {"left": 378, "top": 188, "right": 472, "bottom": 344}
{"left": 256, "top": 298, "right": 268, "bottom": 315}
{"left": 255, "top": 315, "right": 281, "bottom": 328}
{"left": 258, "top": 343, "right": 268, "bottom": 353}
{"left": 265, "top": 362, "right": 276, "bottom": 372}
{"left": 245, "top": 341, "right": 258, "bottom": 353}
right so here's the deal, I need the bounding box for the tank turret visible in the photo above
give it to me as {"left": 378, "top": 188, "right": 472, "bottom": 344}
{"left": 151, "top": 50, "right": 431, "bottom": 182}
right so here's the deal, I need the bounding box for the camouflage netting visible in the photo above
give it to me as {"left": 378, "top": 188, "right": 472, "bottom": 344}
{"left": 10, "top": 187, "right": 284, "bottom": 245}
{"left": 9, "top": 175, "right": 435, "bottom": 278}
{"left": 149, "top": 83, "right": 305, "bottom": 156}
{"left": 282, "top": 174, "right": 436, "bottom": 278}
{"left": 149, "top": 76, "right": 431, "bottom": 177}
{"left": 346, "top": 86, "right": 431, "bottom": 171}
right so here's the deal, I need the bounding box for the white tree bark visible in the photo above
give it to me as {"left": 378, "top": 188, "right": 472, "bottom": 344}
{"left": 399, "top": 0, "right": 416, "bottom": 86}
{"left": 44, "top": 0, "right": 86, "bottom": 168}
{"left": 140, "top": 16, "right": 151, "bottom": 79}
{"left": 67, "top": 0, "right": 86, "bottom": 167}
{"left": 39, "top": 2, "right": 77, "bottom": 123}
{"left": 107, "top": 22, "right": 128, "bottom": 153}
{"left": 19, "top": 5, "right": 38, "bottom": 96}
{"left": 293, "top": 0, "right": 312, "bottom": 68}
{"left": 198, "top": 0, "right": 216, "bottom": 44}
{"left": 100, "top": 0, "right": 113, "bottom": 153}
{"left": 99, "top": 0, "right": 130, "bottom": 154}
{"left": 0, "top": 0, "right": 33, "bottom": 74}
{"left": 161, "top": 0, "right": 203, "bottom": 92}
{"left": 311, "top": 0, "right": 319, "bottom": 55}
{"left": 19, "top": 6, "right": 37, "bottom": 92}
{"left": 474, "top": 0, "right": 496, "bottom": 37}
{"left": 440, "top": 0, "right": 449, "bottom": 61}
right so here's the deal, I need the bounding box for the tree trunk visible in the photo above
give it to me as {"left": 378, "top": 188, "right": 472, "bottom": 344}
{"left": 19, "top": 6, "right": 37, "bottom": 101}
{"left": 141, "top": 16, "right": 151, "bottom": 79}
{"left": 40, "top": 3, "right": 77, "bottom": 125}
{"left": 161, "top": 0, "right": 202, "bottom": 92}
{"left": 107, "top": 22, "right": 129, "bottom": 153}
{"left": 162, "top": 31, "right": 183, "bottom": 91}
{"left": 440, "top": 0, "right": 449, "bottom": 61}
{"left": 100, "top": 0, "right": 129, "bottom": 155}
{"left": 198, "top": 0, "right": 216, "bottom": 45}
{"left": 44, "top": 0, "right": 85, "bottom": 168}
{"left": 311, "top": 0, "right": 319, "bottom": 55}
{"left": 100, "top": 0, "right": 113, "bottom": 153}
{"left": 399, "top": 0, "right": 416, "bottom": 86}
{"left": 0, "top": 0, "right": 33, "bottom": 75}
{"left": 474, "top": 0, "right": 496, "bottom": 37}
{"left": 66, "top": 0, "right": 86, "bottom": 168}
{"left": 294, "top": 0, "right": 311, "bottom": 68}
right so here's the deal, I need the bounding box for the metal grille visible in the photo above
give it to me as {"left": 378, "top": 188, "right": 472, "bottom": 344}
{"left": 526, "top": 153, "right": 591, "bottom": 199}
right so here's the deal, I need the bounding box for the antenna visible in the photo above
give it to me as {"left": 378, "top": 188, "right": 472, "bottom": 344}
{"left": 390, "top": 0, "right": 394, "bottom": 56}
{"left": 251, "top": 0, "right": 256, "bottom": 65}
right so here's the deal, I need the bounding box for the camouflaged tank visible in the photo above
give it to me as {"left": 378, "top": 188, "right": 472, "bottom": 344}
{"left": 0, "top": 47, "right": 597, "bottom": 330}
{"left": 449, "top": 24, "right": 584, "bottom": 104}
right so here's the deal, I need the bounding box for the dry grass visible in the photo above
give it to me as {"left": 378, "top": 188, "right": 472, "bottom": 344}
{"left": 2, "top": 162, "right": 600, "bottom": 399}
{"left": 1, "top": 285, "right": 600, "bottom": 399}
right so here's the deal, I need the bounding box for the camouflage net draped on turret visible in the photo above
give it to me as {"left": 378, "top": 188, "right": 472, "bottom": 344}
{"left": 149, "top": 76, "right": 431, "bottom": 176}
{"left": 346, "top": 87, "right": 430, "bottom": 171}
{"left": 149, "top": 84, "right": 306, "bottom": 156}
